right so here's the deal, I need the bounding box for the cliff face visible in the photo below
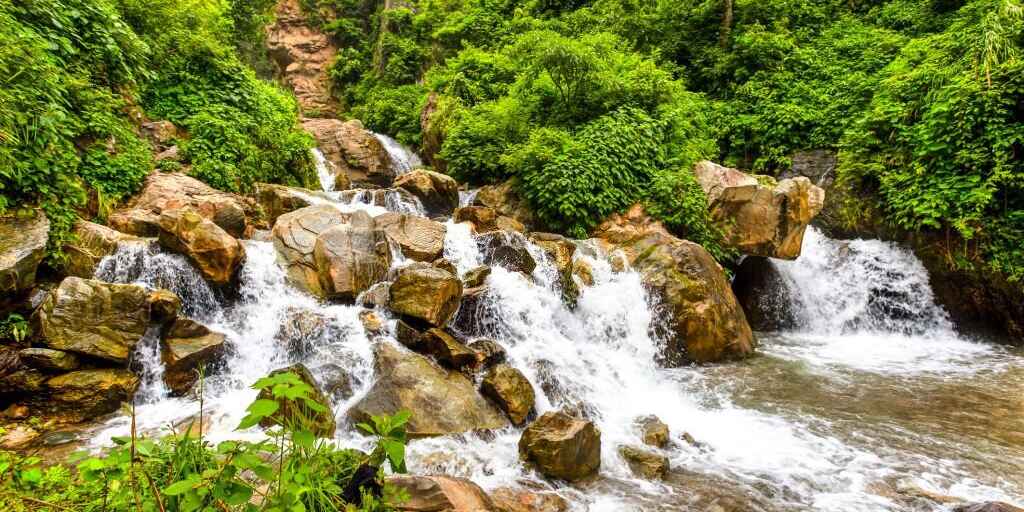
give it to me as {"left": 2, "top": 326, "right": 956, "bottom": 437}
{"left": 266, "top": 0, "right": 338, "bottom": 117}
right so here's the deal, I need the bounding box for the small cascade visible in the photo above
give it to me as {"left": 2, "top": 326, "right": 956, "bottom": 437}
{"left": 373, "top": 132, "right": 422, "bottom": 175}
{"left": 312, "top": 148, "right": 337, "bottom": 192}
{"left": 130, "top": 327, "right": 170, "bottom": 404}
{"left": 459, "top": 188, "right": 480, "bottom": 208}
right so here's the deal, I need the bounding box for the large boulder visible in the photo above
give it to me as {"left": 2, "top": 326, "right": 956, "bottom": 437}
{"left": 349, "top": 343, "right": 508, "bottom": 437}
{"left": 477, "top": 232, "right": 537, "bottom": 275}
{"left": 35, "top": 277, "right": 152, "bottom": 363}
{"left": 18, "top": 348, "right": 80, "bottom": 372}
{"left": 256, "top": 363, "right": 336, "bottom": 438}
{"left": 636, "top": 415, "right": 669, "bottom": 448}
{"left": 272, "top": 204, "right": 350, "bottom": 297}
{"left": 158, "top": 208, "right": 246, "bottom": 286}
{"left": 62, "top": 220, "right": 144, "bottom": 278}
{"left": 529, "top": 233, "right": 578, "bottom": 304}
{"left": 386, "top": 475, "right": 496, "bottom": 512}
{"left": 109, "top": 172, "right": 251, "bottom": 238}
{"left": 255, "top": 183, "right": 334, "bottom": 225}
{"left": 731, "top": 255, "right": 799, "bottom": 331}
{"left": 490, "top": 488, "right": 568, "bottom": 512}
{"left": 46, "top": 369, "right": 139, "bottom": 421}
{"left": 694, "top": 161, "right": 824, "bottom": 260}
{"left": 393, "top": 169, "right": 460, "bottom": 217}
{"left": 375, "top": 213, "right": 446, "bottom": 262}
{"left": 161, "top": 317, "right": 227, "bottom": 396}
{"left": 594, "top": 205, "right": 755, "bottom": 364}
{"left": 389, "top": 264, "right": 463, "bottom": 327}
{"left": 475, "top": 179, "right": 536, "bottom": 230}
{"left": 312, "top": 210, "right": 391, "bottom": 300}
{"left": 618, "top": 445, "right": 669, "bottom": 479}
{"left": 519, "top": 411, "right": 601, "bottom": 481}
{"left": 421, "top": 328, "right": 477, "bottom": 370}
{"left": 302, "top": 118, "right": 391, "bottom": 187}
{"left": 266, "top": 0, "right": 338, "bottom": 117}
{"left": 0, "top": 210, "right": 50, "bottom": 295}
{"left": 481, "top": 364, "right": 535, "bottom": 426}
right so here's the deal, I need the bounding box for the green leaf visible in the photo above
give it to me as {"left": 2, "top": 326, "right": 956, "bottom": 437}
{"left": 164, "top": 478, "right": 197, "bottom": 496}
{"left": 292, "top": 429, "right": 315, "bottom": 449}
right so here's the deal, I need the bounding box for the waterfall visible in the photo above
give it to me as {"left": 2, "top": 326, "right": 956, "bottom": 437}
{"left": 312, "top": 148, "right": 337, "bottom": 192}
{"left": 373, "top": 132, "right": 422, "bottom": 175}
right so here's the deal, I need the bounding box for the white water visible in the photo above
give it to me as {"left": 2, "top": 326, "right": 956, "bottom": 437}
{"left": 373, "top": 132, "right": 422, "bottom": 175}
{"left": 312, "top": 148, "right": 337, "bottom": 192}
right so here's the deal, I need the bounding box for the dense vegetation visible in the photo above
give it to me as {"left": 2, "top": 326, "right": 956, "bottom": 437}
{"left": 309, "top": 0, "right": 1023, "bottom": 279}
{"left": 0, "top": 372, "right": 409, "bottom": 511}
{"left": 0, "top": 0, "right": 316, "bottom": 260}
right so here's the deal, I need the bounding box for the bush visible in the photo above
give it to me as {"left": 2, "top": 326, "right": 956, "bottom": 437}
{"left": 441, "top": 96, "right": 532, "bottom": 184}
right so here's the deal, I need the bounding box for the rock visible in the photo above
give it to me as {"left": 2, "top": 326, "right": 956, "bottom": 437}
{"left": 36, "top": 277, "right": 152, "bottom": 363}
{"left": 18, "top": 348, "right": 80, "bottom": 372}
{"left": 433, "top": 258, "right": 458, "bottom": 275}
{"left": 2, "top": 404, "right": 30, "bottom": 420}
{"left": 272, "top": 204, "right": 351, "bottom": 297}
{"left": 389, "top": 264, "right": 463, "bottom": 327}
{"left": 62, "top": 220, "right": 143, "bottom": 278}
{"left": 481, "top": 364, "right": 535, "bottom": 426}
{"left": 141, "top": 120, "right": 178, "bottom": 147}
{"left": 256, "top": 363, "right": 336, "bottom": 438}
{"left": 0, "top": 425, "right": 40, "bottom": 450}
{"left": 147, "top": 289, "right": 182, "bottom": 325}
{"left": 0, "top": 368, "right": 47, "bottom": 394}
{"left": 109, "top": 172, "right": 251, "bottom": 238}
{"left": 393, "top": 169, "right": 460, "bottom": 217}
{"left": 361, "top": 282, "right": 390, "bottom": 308}
{"left": 395, "top": 319, "right": 424, "bottom": 349}
{"left": 266, "top": 0, "right": 338, "bottom": 116}
{"left": 593, "top": 205, "right": 755, "bottom": 364}
{"left": 463, "top": 266, "right": 491, "bottom": 288}
{"left": 302, "top": 118, "right": 391, "bottom": 186}
{"left": 477, "top": 232, "right": 536, "bottom": 275}
{"left": 319, "top": 363, "right": 355, "bottom": 400}
{"left": 496, "top": 216, "right": 526, "bottom": 233}
{"left": 694, "top": 160, "right": 825, "bottom": 260}
{"left": 255, "top": 183, "right": 334, "bottom": 225}
{"left": 954, "top": 504, "right": 1024, "bottom": 512}
{"left": 572, "top": 259, "right": 594, "bottom": 287}
{"left": 275, "top": 307, "right": 329, "bottom": 355}
{"left": 420, "top": 93, "right": 446, "bottom": 172}
{"left": 519, "top": 411, "right": 601, "bottom": 481}
{"left": 46, "top": 369, "right": 139, "bottom": 420}
{"left": 782, "top": 150, "right": 837, "bottom": 190}
{"left": 451, "top": 284, "right": 491, "bottom": 335}
{"left": 158, "top": 208, "right": 246, "bottom": 286}
{"left": 475, "top": 179, "right": 536, "bottom": 229}
{"left": 618, "top": 445, "right": 669, "bottom": 479}
{"left": 454, "top": 206, "right": 498, "bottom": 233}
{"left": 155, "top": 145, "right": 180, "bottom": 162}
{"left": 375, "top": 212, "right": 447, "bottom": 262}
{"left": 731, "top": 256, "right": 799, "bottom": 331}
{"left": 386, "top": 475, "right": 496, "bottom": 512}
{"left": 359, "top": 310, "right": 385, "bottom": 334}
{"left": 0, "top": 210, "right": 50, "bottom": 295}
{"left": 349, "top": 343, "right": 508, "bottom": 437}
{"left": 313, "top": 210, "right": 391, "bottom": 299}
{"left": 636, "top": 415, "right": 669, "bottom": 448}
{"left": 490, "top": 487, "right": 569, "bottom": 512}
{"left": 529, "top": 233, "right": 578, "bottom": 304}
{"left": 161, "top": 317, "right": 226, "bottom": 396}
{"left": 421, "top": 328, "right": 477, "bottom": 369}
{"left": 468, "top": 338, "right": 506, "bottom": 368}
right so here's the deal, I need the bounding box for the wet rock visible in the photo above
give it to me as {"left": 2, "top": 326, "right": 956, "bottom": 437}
{"left": 272, "top": 204, "right": 351, "bottom": 297}
{"left": 36, "top": 277, "right": 152, "bottom": 363}
{"left": 954, "top": 503, "right": 1024, "bottom": 512}
{"left": 572, "top": 259, "right": 594, "bottom": 287}
{"left": 389, "top": 264, "right": 463, "bottom": 327}
{"left": 469, "top": 338, "right": 506, "bottom": 368}
{"left": 490, "top": 487, "right": 568, "bottom": 512}
{"left": 2, "top": 404, "right": 30, "bottom": 419}
{"left": 618, "top": 445, "right": 669, "bottom": 479}
{"left": 349, "top": 342, "right": 508, "bottom": 437}
{"left": 255, "top": 183, "right": 334, "bottom": 225}
{"left": 0, "top": 425, "right": 40, "bottom": 450}
{"left": 155, "top": 145, "right": 180, "bottom": 162}
{"left": 454, "top": 206, "right": 499, "bottom": 233}
{"left": 422, "top": 328, "right": 477, "bottom": 369}
{"left": 594, "top": 205, "right": 755, "bottom": 364}
{"left": 161, "top": 317, "right": 226, "bottom": 396}
{"left": 147, "top": 289, "right": 181, "bottom": 325}
{"left": 481, "top": 364, "right": 535, "bottom": 426}
{"left": 431, "top": 259, "right": 456, "bottom": 277}
{"left": 451, "top": 284, "right": 492, "bottom": 336}
{"left": 386, "top": 475, "right": 496, "bottom": 512}
{"left": 0, "top": 368, "right": 47, "bottom": 394}
{"left": 393, "top": 169, "right": 459, "bottom": 216}
{"left": 530, "top": 233, "right": 578, "bottom": 304}
{"left": 496, "top": 215, "right": 526, "bottom": 233}
{"left": 375, "top": 212, "right": 446, "bottom": 262}
{"left": 158, "top": 208, "right": 246, "bottom": 286}
{"left": 46, "top": 369, "right": 139, "bottom": 421}
{"left": 477, "top": 232, "right": 537, "bottom": 275}
{"left": 419, "top": 92, "right": 446, "bottom": 172}
{"left": 636, "top": 415, "right": 669, "bottom": 448}
{"left": 395, "top": 319, "right": 424, "bottom": 349}
{"left": 266, "top": 0, "right": 338, "bottom": 116}
{"left": 19, "top": 348, "right": 80, "bottom": 372}
{"left": 694, "top": 161, "right": 824, "bottom": 260}
{"left": 337, "top": 187, "right": 419, "bottom": 209}
{"left": 302, "top": 118, "right": 391, "bottom": 186}
{"left": 62, "top": 220, "right": 143, "bottom": 278}
{"left": 359, "top": 310, "right": 385, "bottom": 334}
{"left": 275, "top": 307, "right": 328, "bottom": 354}
{"left": 141, "top": 120, "right": 178, "bottom": 147}
{"left": 313, "top": 210, "right": 391, "bottom": 300}
{"left": 319, "top": 363, "right": 355, "bottom": 400}
{"left": 519, "top": 411, "right": 601, "bottom": 481}
{"left": 256, "top": 363, "right": 336, "bottom": 438}
{"left": 475, "top": 179, "right": 536, "bottom": 230}
{"left": 0, "top": 210, "right": 50, "bottom": 295}
{"left": 360, "top": 282, "right": 391, "bottom": 308}
{"left": 731, "top": 256, "right": 799, "bottom": 331}
{"left": 110, "top": 172, "right": 251, "bottom": 238}
{"left": 463, "top": 266, "right": 491, "bottom": 288}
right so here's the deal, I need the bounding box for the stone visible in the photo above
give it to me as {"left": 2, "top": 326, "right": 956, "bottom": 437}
{"left": 46, "top": 369, "right": 139, "bottom": 420}
{"left": 0, "top": 210, "right": 50, "bottom": 295}
{"left": 18, "top": 348, "right": 80, "bottom": 372}
{"left": 419, "top": 93, "right": 446, "bottom": 172}
{"left": 0, "top": 368, "right": 47, "bottom": 394}
{"left": 530, "top": 233, "right": 578, "bottom": 304}
{"left": 36, "top": 277, "right": 152, "bottom": 363}
{"left": 731, "top": 255, "right": 799, "bottom": 331}
{"left": 266, "top": 0, "right": 338, "bottom": 116}
{"left": 162, "top": 317, "right": 226, "bottom": 396}
{"left": 594, "top": 205, "right": 755, "bottom": 364}
{"left": 636, "top": 415, "right": 669, "bottom": 448}
{"left": 272, "top": 204, "right": 351, "bottom": 297}
{"left": 421, "top": 328, "right": 477, "bottom": 369}
{"left": 359, "top": 310, "right": 385, "bottom": 334}
{"left": 463, "top": 266, "right": 491, "bottom": 288}
{"left": 433, "top": 258, "right": 458, "bottom": 275}
{"left": 386, "top": 475, "right": 496, "bottom": 512}
{"left": 475, "top": 179, "right": 536, "bottom": 230}
{"left": 141, "top": 120, "right": 178, "bottom": 147}
{"left": 62, "top": 220, "right": 143, "bottom": 278}
{"left": 147, "top": 289, "right": 182, "bottom": 325}
{"left": 255, "top": 183, "right": 334, "bottom": 225}
{"left": 275, "top": 307, "right": 329, "bottom": 355}
{"left": 393, "top": 169, "right": 460, "bottom": 216}
{"left": 256, "top": 363, "right": 336, "bottom": 438}
{"left": 0, "top": 425, "right": 39, "bottom": 450}
{"left": 495, "top": 216, "right": 526, "bottom": 233}
{"left": 395, "top": 319, "right": 424, "bottom": 349}
{"left": 518, "top": 411, "right": 601, "bottom": 481}
{"left": 302, "top": 118, "right": 391, "bottom": 186}
{"left": 477, "top": 232, "right": 537, "bottom": 275}
{"left": 158, "top": 208, "right": 246, "bottom": 285}
{"left": 375, "top": 212, "right": 447, "bottom": 262}
{"left": 468, "top": 338, "right": 507, "bottom": 368}
{"left": 110, "top": 172, "right": 251, "bottom": 238}
{"left": 572, "top": 259, "right": 594, "bottom": 287}
{"left": 454, "top": 206, "right": 499, "bottom": 233}
{"left": 694, "top": 160, "right": 825, "bottom": 260}
{"left": 481, "top": 364, "right": 535, "bottom": 426}
{"left": 349, "top": 343, "right": 508, "bottom": 437}
{"left": 155, "top": 145, "right": 180, "bottom": 162}
{"left": 389, "top": 264, "right": 463, "bottom": 327}
{"left": 319, "top": 363, "right": 355, "bottom": 400}
{"left": 954, "top": 504, "right": 1024, "bottom": 512}
{"left": 618, "top": 445, "right": 669, "bottom": 479}
{"left": 313, "top": 210, "right": 391, "bottom": 300}
{"left": 2, "top": 404, "right": 30, "bottom": 420}
{"left": 490, "top": 487, "right": 569, "bottom": 512}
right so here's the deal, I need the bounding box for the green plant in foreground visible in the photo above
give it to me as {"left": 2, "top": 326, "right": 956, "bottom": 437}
{"left": 0, "top": 314, "right": 29, "bottom": 343}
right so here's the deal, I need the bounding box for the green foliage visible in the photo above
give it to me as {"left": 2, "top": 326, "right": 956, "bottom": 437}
{"left": 352, "top": 85, "right": 429, "bottom": 148}
{"left": 0, "top": 314, "right": 30, "bottom": 343}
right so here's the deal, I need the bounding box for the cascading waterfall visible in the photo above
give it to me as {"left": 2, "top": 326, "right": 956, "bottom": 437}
{"left": 373, "top": 132, "right": 422, "bottom": 175}
{"left": 312, "top": 148, "right": 337, "bottom": 192}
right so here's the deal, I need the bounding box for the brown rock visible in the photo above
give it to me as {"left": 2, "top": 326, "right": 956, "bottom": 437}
{"left": 395, "top": 318, "right": 424, "bottom": 349}
{"left": 302, "top": 118, "right": 391, "bottom": 186}
{"left": 477, "top": 232, "right": 536, "bottom": 275}
{"left": 530, "top": 233, "right": 578, "bottom": 304}
{"left": 636, "top": 415, "right": 669, "bottom": 448}
{"left": 519, "top": 411, "right": 601, "bottom": 481}
{"left": 266, "top": 0, "right": 338, "bottom": 117}
{"left": 271, "top": 204, "right": 351, "bottom": 297}
{"left": 389, "top": 264, "right": 463, "bottom": 327}
{"left": 147, "top": 289, "right": 182, "bottom": 325}
{"left": 618, "top": 445, "right": 669, "bottom": 479}
{"left": 141, "top": 120, "right": 178, "bottom": 147}
{"left": 162, "top": 317, "right": 226, "bottom": 395}
{"left": 386, "top": 475, "right": 496, "bottom": 512}
{"left": 463, "top": 266, "right": 491, "bottom": 288}
{"left": 360, "top": 310, "right": 385, "bottom": 334}
{"left": 0, "top": 425, "right": 40, "bottom": 450}
{"left": 481, "top": 364, "right": 535, "bottom": 426}
{"left": 433, "top": 258, "right": 458, "bottom": 275}
{"left": 0, "top": 210, "right": 50, "bottom": 295}
{"left": 158, "top": 208, "right": 246, "bottom": 286}
{"left": 490, "top": 487, "right": 568, "bottom": 512}
{"left": 469, "top": 339, "right": 507, "bottom": 368}
{"left": 361, "top": 282, "right": 391, "bottom": 308}
{"left": 46, "top": 369, "right": 139, "bottom": 421}
{"left": 18, "top": 348, "right": 80, "bottom": 372}
{"left": 475, "top": 179, "right": 536, "bottom": 230}
{"left": 393, "top": 169, "right": 460, "bottom": 216}
{"left": 421, "top": 328, "right": 477, "bottom": 369}
{"left": 454, "top": 206, "right": 499, "bottom": 233}
{"left": 313, "top": 210, "right": 391, "bottom": 299}
{"left": 110, "top": 172, "right": 251, "bottom": 238}
{"left": 376, "top": 212, "right": 447, "bottom": 262}
{"left": 255, "top": 183, "right": 334, "bottom": 225}
{"left": 62, "top": 220, "right": 143, "bottom": 278}
{"left": 2, "top": 404, "right": 30, "bottom": 420}
{"left": 420, "top": 92, "right": 446, "bottom": 172}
